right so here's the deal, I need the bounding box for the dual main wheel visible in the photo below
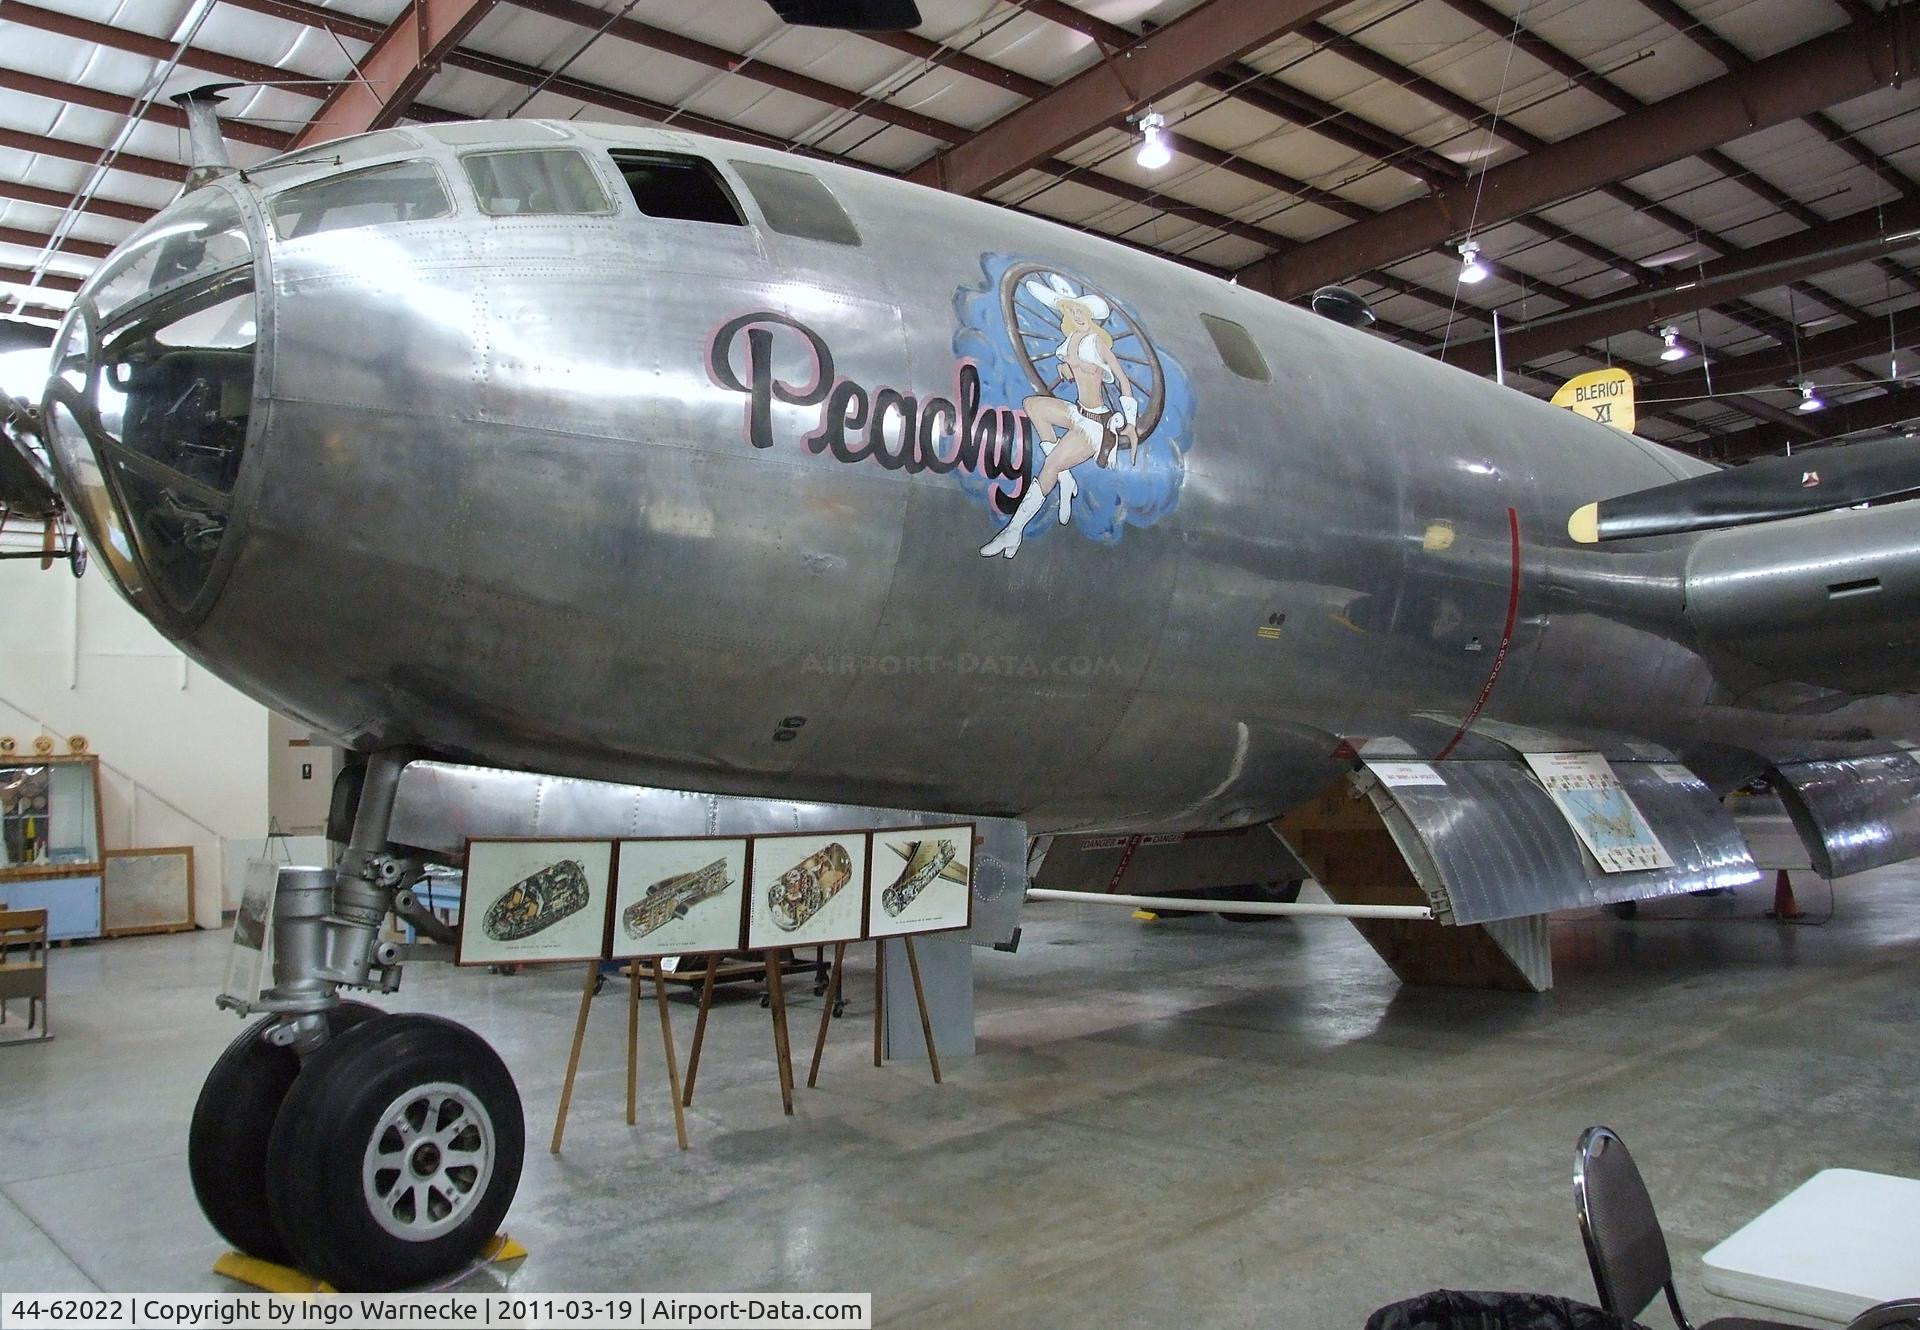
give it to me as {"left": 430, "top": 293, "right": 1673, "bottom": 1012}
{"left": 189, "top": 1010, "right": 524, "bottom": 1292}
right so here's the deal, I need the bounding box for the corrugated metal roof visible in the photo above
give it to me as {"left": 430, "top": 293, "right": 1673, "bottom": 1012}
{"left": 1, "top": 0, "right": 1915, "bottom": 455}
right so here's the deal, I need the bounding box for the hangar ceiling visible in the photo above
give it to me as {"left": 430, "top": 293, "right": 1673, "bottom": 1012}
{"left": 1, "top": 0, "right": 1915, "bottom": 459}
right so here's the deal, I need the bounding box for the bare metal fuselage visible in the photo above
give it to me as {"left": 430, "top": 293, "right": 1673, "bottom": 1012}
{"left": 46, "top": 122, "right": 1920, "bottom": 835}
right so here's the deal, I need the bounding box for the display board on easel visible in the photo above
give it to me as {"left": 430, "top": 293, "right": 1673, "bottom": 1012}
{"left": 453, "top": 840, "right": 614, "bottom": 967}
{"left": 451, "top": 823, "right": 972, "bottom": 1155}
{"left": 867, "top": 826, "right": 974, "bottom": 938}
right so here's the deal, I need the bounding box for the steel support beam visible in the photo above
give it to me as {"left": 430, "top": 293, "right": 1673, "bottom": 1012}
{"left": 904, "top": 0, "right": 1346, "bottom": 196}
{"left": 1717, "top": 386, "right": 1920, "bottom": 460}
{"left": 1236, "top": 8, "right": 1920, "bottom": 299}
{"left": 1443, "top": 195, "right": 1920, "bottom": 375}
{"left": 3, "top": 1, "right": 313, "bottom": 90}
{"left": 288, "top": 0, "right": 498, "bottom": 150}
{"left": 0, "top": 302, "right": 68, "bottom": 325}
{"left": 1641, "top": 310, "right": 1920, "bottom": 404}
{"left": 0, "top": 228, "right": 114, "bottom": 262}
{"left": 509, "top": 0, "right": 963, "bottom": 143}
{"left": 0, "top": 182, "right": 154, "bottom": 226}
{"left": 0, "top": 266, "right": 81, "bottom": 294}
{"left": 1, "top": 69, "right": 293, "bottom": 152}
{"left": 0, "top": 129, "right": 183, "bottom": 183}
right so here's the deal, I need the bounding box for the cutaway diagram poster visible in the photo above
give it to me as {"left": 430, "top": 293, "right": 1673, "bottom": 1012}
{"left": 457, "top": 839, "right": 613, "bottom": 965}
{"left": 1523, "top": 752, "right": 1674, "bottom": 874}
{"left": 867, "top": 824, "right": 974, "bottom": 938}
{"left": 748, "top": 831, "right": 868, "bottom": 949}
{"left": 612, "top": 837, "right": 748, "bottom": 959}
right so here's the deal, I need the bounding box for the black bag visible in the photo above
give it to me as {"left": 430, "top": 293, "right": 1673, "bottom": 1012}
{"left": 1365, "top": 1289, "right": 1651, "bottom": 1330}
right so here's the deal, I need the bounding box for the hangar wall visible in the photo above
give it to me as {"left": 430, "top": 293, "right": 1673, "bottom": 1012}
{"left": 0, "top": 561, "right": 270, "bottom": 926}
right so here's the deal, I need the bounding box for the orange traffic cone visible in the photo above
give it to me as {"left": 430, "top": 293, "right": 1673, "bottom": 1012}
{"left": 1771, "top": 869, "right": 1800, "bottom": 920}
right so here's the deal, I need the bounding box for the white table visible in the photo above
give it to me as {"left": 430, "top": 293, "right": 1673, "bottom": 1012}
{"left": 1703, "top": 1169, "right": 1920, "bottom": 1325}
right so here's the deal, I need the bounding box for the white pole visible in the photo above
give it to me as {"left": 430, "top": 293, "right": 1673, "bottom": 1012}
{"left": 1025, "top": 887, "right": 1433, "bottom": 921}
{"left": 1493, "top": 310, "right": 1506, "bottom": 386}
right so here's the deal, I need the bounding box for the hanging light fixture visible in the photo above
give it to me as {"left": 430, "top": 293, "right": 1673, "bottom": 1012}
{"left": 1135, "top": 111, "right": 1171, "bottom": 170}
{"left": 1796, "top": 380, "right": 1824, "bottom": 413}
{"left": 1457, "top": 239, "right": 1489, "bottom": 284}
{"left": 1659, "top": 326, "right": 1689, "bottom": 361}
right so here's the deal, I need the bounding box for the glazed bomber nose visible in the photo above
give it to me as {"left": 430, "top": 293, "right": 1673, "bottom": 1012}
{"left": 41, "top": 185, "right": 259, "bottom": 619}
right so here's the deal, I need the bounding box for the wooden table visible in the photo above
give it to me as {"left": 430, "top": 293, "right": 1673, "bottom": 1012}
{"left": 1703, "top": 1169, "right": 1920, "bottom": 1325}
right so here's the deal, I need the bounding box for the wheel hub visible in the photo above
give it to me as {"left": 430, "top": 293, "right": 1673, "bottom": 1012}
{"left": 362, "top": 1081, "right": 495, "bottom": 1241}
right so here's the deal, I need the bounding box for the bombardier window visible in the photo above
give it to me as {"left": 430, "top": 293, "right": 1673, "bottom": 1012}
{"left": 729, "top": 161, "right": 860, "bottom": 245}
{"left": 609, "top": 152, "right": 745, "bottom": 225}
{"left": 463, "top": 148, "right": 612, "bottom": 216}
{"left": 270, "top": 159, "right": 453, "bottom": 240}
{"left": 92, "top": 189, "right": 250, "bottom": 320}
{"left": 1201, "top": 313, "right": 1271, "bottom": 382}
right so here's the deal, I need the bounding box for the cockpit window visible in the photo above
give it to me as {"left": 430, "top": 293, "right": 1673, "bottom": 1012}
{"left": 91, "top": 190, "right": 251, "bottom": 321}
{"left": 728, "top": 161, "right": 860, "bottom": 245}
{"left": 462, "top": 148, "right": 612, "bottom": 216}
{"left": 269, "top": 159, "right": 454, "bottom": 240}
{"left": 611, "top": 152, "right": 745, "bottom": 225}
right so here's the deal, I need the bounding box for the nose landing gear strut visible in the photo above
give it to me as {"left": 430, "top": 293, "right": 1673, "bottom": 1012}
{"left": 188, "top": 753, "right": 525, "bottom": 1292}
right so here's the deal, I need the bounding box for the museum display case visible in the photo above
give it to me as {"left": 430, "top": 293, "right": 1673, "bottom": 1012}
{"left": 0, "top": 754, "right": 107, "bottom": 940}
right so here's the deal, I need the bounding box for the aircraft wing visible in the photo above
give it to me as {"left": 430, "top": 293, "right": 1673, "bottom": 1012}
{"left": 2, "top": 396, "right": 62, "bottom": 520}
{"left": 1569, "top": 442, "right": 1920, "bottom": 699}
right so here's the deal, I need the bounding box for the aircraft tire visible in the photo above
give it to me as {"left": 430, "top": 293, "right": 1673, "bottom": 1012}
{"left": 188, "top": 1002, "right": 378, "bottom": 1264}
{"left": 265, "top": 1013, "right": 524, "bottom": 1292}
{"left": 1219, "top": 879, "right": 1304, "bottom": 923}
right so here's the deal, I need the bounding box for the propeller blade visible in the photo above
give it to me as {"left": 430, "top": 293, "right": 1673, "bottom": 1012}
{"left": 764, "top": 0, "right": 921, "bottom": 29}
{"left": 1568, "top": 438, "right": 1920, "bottom": 543}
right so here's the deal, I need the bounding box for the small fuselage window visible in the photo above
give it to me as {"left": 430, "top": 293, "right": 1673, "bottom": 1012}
{"left": 269, "top": 159, "right": 454, "bottom": 240}
{"left": 1200, "top": 312, "right": 1272, "bottom": 382}
{"left": 609, "top": 151, "right": 746, "bottom": 225}
{"left": 728, "top": 160, "right": 861, "bottom": 245}
{"left": 463, "top": 148, "right": 614, "bottom": 217}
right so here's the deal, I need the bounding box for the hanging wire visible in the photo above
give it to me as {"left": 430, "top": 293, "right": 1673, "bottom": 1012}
{"left": 1436, "top": 1, "right": 1530, "bottom": 361}
{"left": 501, "top": 0, "right": 647, "bottom": 119}
{"left": 3, "top": 0, "right": 220, "bottom": 321}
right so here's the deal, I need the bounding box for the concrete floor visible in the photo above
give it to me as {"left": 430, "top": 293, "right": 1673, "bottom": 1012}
{"left": 2, "top": 869, "right": 1917, "bottom": 1327}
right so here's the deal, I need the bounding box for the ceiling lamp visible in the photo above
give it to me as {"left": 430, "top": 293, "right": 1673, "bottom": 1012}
{"left": 1457, "top": 239, "right": 1489, "bottom": 285}
{"left": 1796, "top": 380, "right": 1824, "bottom": 413}
{"left": 1135, "top": 111, "right": 1171, "bottom": 170}
{"left": 1659, "top": 326, "right": 1689, "bottom": 361}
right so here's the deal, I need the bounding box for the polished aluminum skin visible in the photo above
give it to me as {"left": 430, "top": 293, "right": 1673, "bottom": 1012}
{"left": 1358, "top": 760, "right": 1761, "bottom": 925}
{"left": 384, "top": 759, "right": 1026, "bottom": 947}
{"left": 1772, "top": 752, "right": 1920, "bottom": 879}
{"left": 41, "top": 120, "right": 1920, "bottom": 847}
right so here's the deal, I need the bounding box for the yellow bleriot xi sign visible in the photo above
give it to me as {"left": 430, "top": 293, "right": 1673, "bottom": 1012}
{"left": 1551, "top": 367, "right": 1635, "bottom": 433}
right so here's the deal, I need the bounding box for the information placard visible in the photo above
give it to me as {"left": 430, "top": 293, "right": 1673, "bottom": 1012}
{"left": 1523, "top": 751, "right": 1674, "bottom": 873}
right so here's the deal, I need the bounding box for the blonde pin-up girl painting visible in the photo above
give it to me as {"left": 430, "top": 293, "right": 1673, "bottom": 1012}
{"left": 980, "top": 274, "right": 1141, "bottom": 558}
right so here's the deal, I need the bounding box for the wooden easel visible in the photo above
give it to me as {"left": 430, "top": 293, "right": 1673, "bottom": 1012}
{"left": 551, "top": 960, "right": 689, "bottom": 1154}
{"left": 681, "top": 949, "right": 799, "bottom": 1116}
{"left": 807, "top": 936, "right": 941, "bottom": 1088}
